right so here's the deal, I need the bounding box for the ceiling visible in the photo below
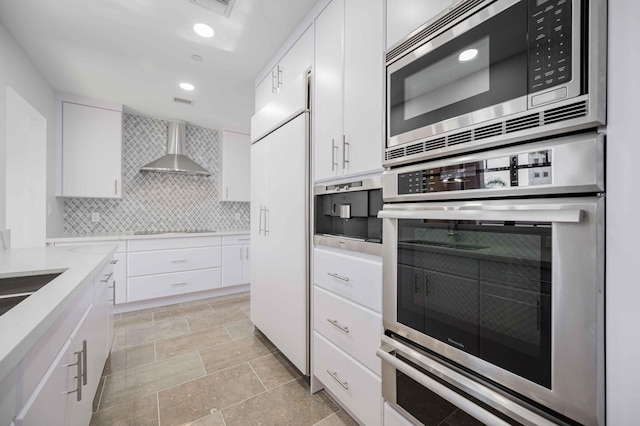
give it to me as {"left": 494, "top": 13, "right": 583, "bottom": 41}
{"left": 0, "top": 0, "right": 319, "bottom": 132}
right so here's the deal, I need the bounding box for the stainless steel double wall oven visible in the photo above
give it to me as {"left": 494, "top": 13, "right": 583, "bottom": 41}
{"left": 379, "top": 0, "right": 607, "bottom": 425}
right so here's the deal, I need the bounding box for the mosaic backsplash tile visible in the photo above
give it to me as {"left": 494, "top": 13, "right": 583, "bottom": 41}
{"left": 63, "top": 114, "right": 249, "bottom": 236}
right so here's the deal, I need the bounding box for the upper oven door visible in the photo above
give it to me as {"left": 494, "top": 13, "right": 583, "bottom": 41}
{"left": 387, "top": 0, "right": 529, "bottom": 149}
{"left": 378, "top": 197, "right": 604, "bottom": 426}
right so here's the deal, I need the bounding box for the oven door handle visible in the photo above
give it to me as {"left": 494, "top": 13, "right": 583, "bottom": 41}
{"left": 377, "top": 346, "right": 511, "bottom": 426}
{"left": 377, "top": 208, "right": 583, "bottom": 223}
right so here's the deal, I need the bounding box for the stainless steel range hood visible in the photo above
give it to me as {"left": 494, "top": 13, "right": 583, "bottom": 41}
{"left": 140, "top": 121, "right": 210, "bottom": 176}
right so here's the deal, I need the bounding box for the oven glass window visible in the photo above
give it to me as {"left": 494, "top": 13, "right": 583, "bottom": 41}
{"left": 397, "top": 219, "right": 552, "bottom": 388}
{"left": 388, "top": 1, "right": 528, "bottom": 138}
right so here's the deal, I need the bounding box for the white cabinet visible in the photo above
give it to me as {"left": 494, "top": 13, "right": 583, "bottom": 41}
{"left": 255, "top": 26, "right": 313, "bottom": 113}
{"left": 220, "top": 130, "right": 250, "bottom": 202}
{"left": 383, "top": 402, "right": 415, "bottom": 426}
{"left": 312, "top": 246, "right": 383, "bottom": 425}
{"left": 222, "top": 234, "right": 251, "bottom": 287}
{"left": 57, "top": 95, "right": 122, "bottom": 198}
{"left": 314, "top": 0, "right": 384, "bottom": 182}
{"left": 127, "top": 237, "right": 222, "bottom": 302}
{"left": 251, "top": 113, "right": 309, "bottom": 375}
{"left": 385, "top": 0, "right": 454, "bottom": 49}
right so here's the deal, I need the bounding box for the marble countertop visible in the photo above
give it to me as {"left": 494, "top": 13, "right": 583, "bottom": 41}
{"left": 46, "top": 230, "right": 250, "bottom": 243}
{"left": 0, "top": 244, "right": 117, "bottom": 383}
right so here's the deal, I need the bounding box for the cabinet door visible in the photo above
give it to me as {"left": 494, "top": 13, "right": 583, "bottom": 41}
{"left": 113, "top": 252, "right": 127, "bottom": 304}
{"left": 222, "top": 245, "right": 244, "bottom": 287}
{"left": 343, "top": 0, "right": 384, "bottom": 177}
{"left": 314, "top": 0, "right": 344, "bottom": 182}
{"left": 279, "top": 25, "right": 314, "bottom": 91}
{"left": 61, "top": 101, "right": 122, "bottom": 198}
{"left": 255, "top": 69, "right": 276, "bottom": 113}
{"left": 220, "top": 130, "right": 250, "bottom": 202}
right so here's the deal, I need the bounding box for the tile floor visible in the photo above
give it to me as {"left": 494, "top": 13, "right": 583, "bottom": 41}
{"left": 90, "top": 292, "right": 358, "bottom": 426}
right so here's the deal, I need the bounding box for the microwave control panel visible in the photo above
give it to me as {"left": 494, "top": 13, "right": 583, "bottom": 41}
{"left": 397, "top": 149, "right": 552, "bottom": 194}
{"left": 528, "top": 0, "right": 573, "bottom": 92}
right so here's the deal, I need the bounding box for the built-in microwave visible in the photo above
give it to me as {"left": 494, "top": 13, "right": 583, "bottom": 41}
{"left": 384, "top": 0, "right": 606, "bottom": 167}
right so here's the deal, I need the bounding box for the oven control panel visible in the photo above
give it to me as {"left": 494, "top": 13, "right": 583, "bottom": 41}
{"left": 397, "top": 149, "right": 552, "bottom": 195}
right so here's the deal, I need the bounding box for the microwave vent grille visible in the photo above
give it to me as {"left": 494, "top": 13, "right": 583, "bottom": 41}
{"left": 425, "top": 137, "right": 446, "bottom": 152}
{"left": 506, "top": 113, "right": 540, "bottom": 133}
{"left": 447, "top": 130, "right": 472, "bottom": 146}
{"left": 406, "top": 142, "right": 425, "bottom": 156}
{"left": 385, "top": 0, "right": 487, "bottom": 64}
{"left": 474, "top": 123, "right": 503, "bottom": 140}
{"left": 386, "top": 147, "right": 406, "bottom": 160}
{"left": 544, "top": 100, "right": 588, "bottom": 124}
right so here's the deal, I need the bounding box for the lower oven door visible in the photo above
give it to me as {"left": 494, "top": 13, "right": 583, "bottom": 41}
{"left": 378, "top": 197, "right": 604, "bottom": 426}
{"left": 378, "top": 335, "right": 558, "bottom": 426}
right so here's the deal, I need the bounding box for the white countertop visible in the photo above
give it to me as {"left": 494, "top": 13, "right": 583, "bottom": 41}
{"left": 0, "top": 244, "right": 117, "bottom": 383}
{"left": 46, "top": 230, "right": 249, "bottom": 243}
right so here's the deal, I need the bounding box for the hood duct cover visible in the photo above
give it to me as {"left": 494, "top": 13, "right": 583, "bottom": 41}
{"left": 140, "top": 122, "right": 211, "bottom": 176}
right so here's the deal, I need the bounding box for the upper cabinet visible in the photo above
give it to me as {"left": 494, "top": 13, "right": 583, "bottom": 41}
{"left": 314, "top": 0, "right": 384, "bottom": 182}
{"left": 385, "top": 0, "right": 455, "bottom": 49}
{"left": 57, "top": 95, "right": 122, "bottom": 198}
{"left": 255, "top": 26, "right": 314, "bottom": 113}
{"left": 219, "top": 130, "right": 250, "bottom": 202}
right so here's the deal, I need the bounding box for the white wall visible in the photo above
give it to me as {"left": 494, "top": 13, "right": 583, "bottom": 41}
{"left": 0, "top": 20, "right": 63, "bottom": 240}
{"left": 606, "top": 0, "right": 640, "bottom": 423}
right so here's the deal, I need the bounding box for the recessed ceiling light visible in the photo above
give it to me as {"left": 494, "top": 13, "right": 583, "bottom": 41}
{"left": 458, "top": 48, "right": 479, "bottom": 62}
{"left": 180, "top": 82, "right": 195, "bottom": 91}
{"left": 191, "top": 54, "right": 204, "bottom": 62}
{"left": 193, "top": 23, "right": 215, "bottom": 38}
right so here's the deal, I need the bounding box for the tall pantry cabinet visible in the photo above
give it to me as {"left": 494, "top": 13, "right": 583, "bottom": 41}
{"left": 314, "top": 0, "right": 384, "bottom": 182}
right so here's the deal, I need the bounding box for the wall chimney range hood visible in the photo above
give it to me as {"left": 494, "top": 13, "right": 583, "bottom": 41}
{"left": 140, "top": 121, "right": 210, "bottom": 176}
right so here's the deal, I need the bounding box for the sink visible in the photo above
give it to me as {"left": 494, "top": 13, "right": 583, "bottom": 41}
{"left": 0, "top": 272, "right": 62, "bottom": 316}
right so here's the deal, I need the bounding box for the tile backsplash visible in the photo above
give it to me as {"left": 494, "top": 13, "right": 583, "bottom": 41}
{"left": 63, "top": 114, "right": 249, "bottom": 236}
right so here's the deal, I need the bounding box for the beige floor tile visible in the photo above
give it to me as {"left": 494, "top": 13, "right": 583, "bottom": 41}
{"left": 224, "top": 319, "right": 256, "bottom": 340}
{"left": 118, "top": 318, "right": 191, "bottom": 349}
{"left": 313, "top": 410, "right": 360, "bottom": 426}
{"left": 100, "top": 351, "right": 205, "bottom": 409}
{"left": 114, "top": 312, "right": 153, "bottom": 331}
{"left": 187, "top": 309, "right": 249, "bottom": 332}
{"left": 155, "top": 325, "right": 231, "bottom": 361}
{"left": 221, "top": 378, "right": 339, "bottom": 426}
{"left": 199, "top": 334, "right": 276, "bottom": 374}
{"left": 102, "top": 342, "right": 156, "bottom": 376}
{"left": 90, "top": 393, "right": 159, "bottom": 426}
{"left": 158, "top": 363, "right": 266, "bottom": 426}
{"left": 120, "top": 302, "right": 182, "bottom": 319}
{"left": 153, "top": 303, "right": 214, "bottom": 324}
{"left": 185, "top": 412, "right": 226, "bottom": 426}
{"left": 249, "top": 351, "right": 301, "bottom": 390}
{"left": 209, "top": 296, "right": 250, "bottom": 312}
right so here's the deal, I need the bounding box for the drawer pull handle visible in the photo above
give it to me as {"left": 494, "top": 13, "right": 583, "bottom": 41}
{"left": 238, "top": 238, "right": 250, "bottom": 242}
{"left": 327, "top": 272, "right": 349, "bottom": 282}
{"left": 326, "top": 369, "right": 349, "bottom": 390}
{"left": 100, "top": 273, "right": 114, "bottom": 283}
{"left": 110, "top": 259, "right": 119, "bottom": 264}
{"left": 171, "top": 260, "right": 188, "bottom": 264}
{"left": 67, "top": 351, "right": 83, "bottom": 401}
{"left": 327, "top": 318, "right": 349, "bottom": 334}
{"left": 171, "top": 282, "right": 188, "bottom": 287}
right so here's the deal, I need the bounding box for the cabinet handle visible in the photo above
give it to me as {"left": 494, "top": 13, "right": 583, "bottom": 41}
{"left": 327, "top": 272, "right": 350, "bottom": 282}
{"left": 238, "top": 238, "right": 250, "bottom": 242}
{"left": 100, "top": 272, "right": 113, "bottom": 283}
{"left": 226, "top": 186, "right": 229, "bottom": 199}
{"left": 115, "top": 179, "right": 118, "bottom": 195}
{"left": 264, "top": 207, "right": 269, "bottom": 235}
{"left": 259, "top": 205, "right": 264, "bottom": 236}
{"left": 239, "top": 247, "right": 243, "bottom": 260}
{"left": 171, "top": 282, "right": 188, "bottom": 287}
{"left": 342, "top": 135, "right": 349, "bottom": 169}
{"left": 271, "top": 70, "right": 276, "bottom": 93}
{"left": 109, "top": 284, "right": 116, "bottom": 303}
{"left": 67, "top": 351, "right": 83, "bottom": 402}
{"left": 245, "top": 246, "right": 249, "bottom": 260}
{"left": 277, "top": 65, "right": 283, "bottom": 89}
{"left": 110, "top": 259, "right": 118, "bottom": 264}
{"left": 82, "top": 340, "right": 88, "bottom": 386}
{"left": 326, "top": 369, "right": 349, "bottom": 390}
{"left": 326, "top": 318, "right": 350, "bottom": 334}
{"left": 331, "top": 139, "right": 338, "bottom": 171}
{"left": 171, "top": 259, "right": 188, "bottom": 264}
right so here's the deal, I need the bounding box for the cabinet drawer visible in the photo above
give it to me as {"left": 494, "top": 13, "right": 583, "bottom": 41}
{"left": 313, "top": 248, "right": 382, "bottom": 312}
{"left": 54, "top": 240, "right": 126, "bottom": 253}
{"left": 313, "top": 333, "right": 382, "bottom": 426}
{"left": 128, "top": 247, "right": 221, "bottom": 277}
{"left": 313, "top": 286, "right": 382, "bottom": 375}
{"left": 222, "top": 234, "right": 251, "bottom": 245}
{"left": 384, "top": 402, "right": 415, "bottom": 426}
{"left": 128, "top": 236, "right": 221, "bottom": 252}
{"left": 127, "top": 268, "right": 221, "bottom": 302}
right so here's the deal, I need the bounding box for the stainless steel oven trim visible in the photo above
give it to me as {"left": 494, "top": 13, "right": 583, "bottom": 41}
{"left": 381, "top": 196, "right": 605, "bottom": 426}
{"left": 382, "top": 131, "right": 605, "bottom": 202}
{"left": 313, "top": 234, "right": 382, "bottom": 257}
{"left": 314, "top": 175, "right": 383, "bottom": 195}
{"left": 384, "top": 0, "right": 607, "bottom": 167}
{"left": 378, "top": 206, "right": 583, "bottom": 223}
{"left": 379, "top": 335, "right": 559, "bottom": 426}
